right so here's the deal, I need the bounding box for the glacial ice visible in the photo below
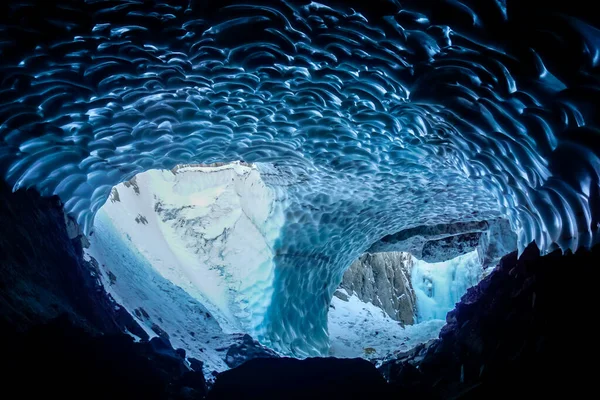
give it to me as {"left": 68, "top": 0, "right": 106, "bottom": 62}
{"left": 412, "top": 251, "right": 482, "bottom": 322}
{"left": 1, "top": 0, "right": 599, "bottom": 356}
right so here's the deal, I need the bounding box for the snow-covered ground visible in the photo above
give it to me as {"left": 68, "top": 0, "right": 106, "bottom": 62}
{"left": 91, "top": 163, "right": 284, "bottom": 335}
{"left": 328, "top": 288, "right": 445, "bottom": 359}
{"left": 86, "top": 210, "right": 239, "bottom": 374}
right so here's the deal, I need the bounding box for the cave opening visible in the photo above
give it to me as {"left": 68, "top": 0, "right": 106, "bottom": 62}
{"left": 88, "top": 161, "right": 283, "bottom": 374}
{"left": 89, "top": 161, "right": 511, "bottom": 373}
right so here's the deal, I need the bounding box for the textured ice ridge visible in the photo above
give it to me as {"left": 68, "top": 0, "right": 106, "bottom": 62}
{"left": 1, "top": 0, "right": 599, "bottom": 356}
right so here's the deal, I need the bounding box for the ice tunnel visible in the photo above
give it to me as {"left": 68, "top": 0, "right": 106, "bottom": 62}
{"left": 1, "top": 0, "right": 599, "bottom": 358}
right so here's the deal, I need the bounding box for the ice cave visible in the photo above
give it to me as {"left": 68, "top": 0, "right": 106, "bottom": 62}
{"left": 0, "top": 0, "right": 599, "bottom": 399}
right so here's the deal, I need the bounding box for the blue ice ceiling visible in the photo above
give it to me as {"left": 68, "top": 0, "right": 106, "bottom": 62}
{"left": 1, "top": 0, "right": 599, "bottom": 356}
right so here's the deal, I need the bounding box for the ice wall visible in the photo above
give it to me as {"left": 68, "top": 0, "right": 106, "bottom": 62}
{"left": 412, "top": 251, "right": 482, "bottom": 322}
{"left": 0, "top": 0, "right": 599, "bottom": 356}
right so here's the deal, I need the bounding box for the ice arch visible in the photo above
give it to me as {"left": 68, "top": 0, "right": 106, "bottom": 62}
{"left": 1, "top": 0, "right": 599, "bottom": 356}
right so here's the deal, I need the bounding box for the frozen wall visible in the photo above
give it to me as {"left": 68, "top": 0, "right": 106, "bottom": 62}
{"left": 412, "top": 251, "right": 482, "bottom": 322}
{"left": 0, "top": 0, "right": 599, "bottom": 356}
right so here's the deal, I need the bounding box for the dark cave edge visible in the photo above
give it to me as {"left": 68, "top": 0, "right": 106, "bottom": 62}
{"left": 1, "top": 182, "right": 599, "bottom": 399}
{"left": 0, "top": 181, "right": 208, "bottom": 399}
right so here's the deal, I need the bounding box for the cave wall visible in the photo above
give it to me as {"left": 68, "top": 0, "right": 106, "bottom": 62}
{"left": 0, "top": 181, "right": 144, "bottom": 337}
{"left": 0, "top": 0, "right": 598, "bottom": 358}
{"left": 368, "top": 219, "right": 517, "bottom": 265}
{"left": 1, "top": 178, "right": 598, "bottom": 398}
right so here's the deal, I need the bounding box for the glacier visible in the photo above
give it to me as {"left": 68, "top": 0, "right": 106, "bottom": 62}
{"left": 1, "top": 0, "right": 599, "bottom": 357}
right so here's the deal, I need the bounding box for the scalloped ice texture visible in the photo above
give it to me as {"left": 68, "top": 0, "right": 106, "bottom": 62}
{"left": 1, "top": 0, "right": 599, "bottom": 356}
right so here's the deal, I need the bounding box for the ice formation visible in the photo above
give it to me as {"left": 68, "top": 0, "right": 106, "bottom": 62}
{"left": 92, "top": 165, "right": 465, "bottom": 362}
{"left": 1, "top": 0, "right": 599, "bottom": 356}
{"left": 411, "top": 251, "right": 482, "bottom": 322}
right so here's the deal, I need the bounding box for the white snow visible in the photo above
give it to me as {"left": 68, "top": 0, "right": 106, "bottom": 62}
{"left": 92, "top": 163, "right": 285, "bottom": 337}
{"left": 328, "top": 250, "right": 484, "bottom": 360}
{"left": 86, "top": 210, "right": 238, "bottom": 375}
{"left": 328, "top": 289, "right": 445, "bottom": 360}
{"left": 85, "top": 162, "right": 285, "bottom": 375}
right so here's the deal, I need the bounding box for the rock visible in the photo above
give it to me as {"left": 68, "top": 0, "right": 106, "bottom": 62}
{"left": 151, "top": 324, "right": 170, "bottom": 340}
{"left": 0, "top": 181, "right": 144, "bottom": 337}
{"left": 476, "top": 218, "right": 517, "bottom": 268}
{"left": 3, "top": 315, "right": 207, "bottom": 400}
{"left": 122, "top": 176, "right": 140, "bottom": 194}
{"left": 333, "top": 289, "right": 349, "bottom": 301}
{"left": 208, "top": 357, "right": 390, "bottom": 400}
{"left": 421, "top": 232, "right": 481, "bottom": 261}
{"left": 341, "top": 252, "right": 416, "bottom": 325}
{"left": 109, "top": 187, "right": 120, "bottom": 202}
{"left": 225, "top": 334, "right": 280, "bottom": 369}
{"left": 63, "top": 212, "right": 81, "bottom": 240}
{"left": 188, "top": 357, "right": 204, "bottom": 373}
{"left": 368, "top": 220, "right": 490, "bottom": 262}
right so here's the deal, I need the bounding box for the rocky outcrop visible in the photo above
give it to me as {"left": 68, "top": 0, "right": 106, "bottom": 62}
{"left": 380, "top": 242, "right": 599, "bottom": 399}
{"left": 4, "top": 316, "right": 207, "bottom": 400}
{"left": 225, "top": 334, "right": 280, "bottom": 369}
{"left": 476, "top": 218, "right": 518, "bottom": 268}
{"left": 368, "top": 221, "right": 489, "bottom": 262}
{"left": 340, "top": 252, "right": 416, "bottom": 325}
{"left": 208, "top": 357, "right": 390, "bottom": 400}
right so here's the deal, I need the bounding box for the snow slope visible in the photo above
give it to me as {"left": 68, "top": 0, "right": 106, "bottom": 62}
{"left": 91, "top": 163, "right": 284, "bottom": 336}
{"left": 328, "top": 289, "right": 444, "bottom": 360}
{"left": 328, "top": 251, "right": 484, "bottom": 360}
{"left": 86, "top": 211, "right": 238, "bottom": 374}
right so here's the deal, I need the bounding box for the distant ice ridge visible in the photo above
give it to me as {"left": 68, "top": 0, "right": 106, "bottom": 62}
{"left": 412, "top": 251, "right": 483, "bottom": 322}
{"left": 91, "top": 162, "right": 285, "bottom": 340}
